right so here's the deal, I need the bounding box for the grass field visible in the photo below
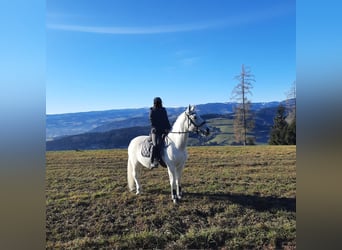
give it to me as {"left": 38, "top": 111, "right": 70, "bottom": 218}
{"left": 46, "top": 146, "right": 296, "bottom": 249}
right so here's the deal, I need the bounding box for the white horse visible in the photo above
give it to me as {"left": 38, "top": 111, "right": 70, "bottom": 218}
{"left": 127, "top": 105, "right": 210, "bottom": 203}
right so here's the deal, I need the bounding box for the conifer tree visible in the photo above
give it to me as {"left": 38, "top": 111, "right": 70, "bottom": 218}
{"left": 269, "top": 105, "right": 288, "bottom": 145}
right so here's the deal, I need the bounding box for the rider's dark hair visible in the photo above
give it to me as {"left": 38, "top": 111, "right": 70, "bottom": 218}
{"left": 153, "top": 97, "right": 163, "bottom": 108}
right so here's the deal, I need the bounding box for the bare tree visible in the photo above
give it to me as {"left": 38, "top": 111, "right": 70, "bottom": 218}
{"left": 285, "top": 80, "right": 296, "bottom": 123}
{"left": 231, "top": 64, "right": 255, "bottom": 145}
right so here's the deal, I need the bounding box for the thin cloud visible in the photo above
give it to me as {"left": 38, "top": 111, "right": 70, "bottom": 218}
{"left": 47, "top": 4, "right": 293, "bottom": 35}
{"left": 180, "top": 57, "right": 200, "bottom": 66}
{"left": 175, "top": 49, "right": 191, "bottom": 57}
{"left": 47, "top": 22, "right": 216, "bottom": 35}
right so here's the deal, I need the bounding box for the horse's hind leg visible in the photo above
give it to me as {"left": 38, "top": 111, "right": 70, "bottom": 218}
{"left": 132, "top": 166, "right": 142, "bottom": 195}
{"left": 128, "top": 157, "right": 142, "bottom": 195}
{"left": 127, "top": 157, "right": 136, "bottom": 192}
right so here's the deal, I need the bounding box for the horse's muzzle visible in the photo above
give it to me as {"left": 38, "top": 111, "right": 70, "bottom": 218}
{"left": 205, "top": 127, "right": 210, "bottom": 136}
{"left": 200, "top": 127, "right": 210, "bottom": 136}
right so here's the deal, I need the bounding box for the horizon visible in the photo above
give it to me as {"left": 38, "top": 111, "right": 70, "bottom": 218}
{"left": 47, "top": 0, "right": 295, "bottom": 114}
{"left": 46, "top": 98, "right": 290, "bottom": 115}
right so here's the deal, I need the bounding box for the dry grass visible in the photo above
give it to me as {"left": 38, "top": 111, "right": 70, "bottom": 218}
{"left": 46, "top": 146, "right": 296, "bottom": 249}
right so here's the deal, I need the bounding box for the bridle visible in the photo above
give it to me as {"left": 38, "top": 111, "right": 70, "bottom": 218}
{"left": 168, "top": 111, "right": 207, "bottom": 134}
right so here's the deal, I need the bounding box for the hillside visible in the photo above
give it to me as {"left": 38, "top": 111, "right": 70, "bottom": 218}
{"left": 46, "top": 107, "right": 276, "bottom": 151}
{"left": 46, "top": 126, "right": 149, "bottom": 151}
{"left": 46, "top": 101, "right": 288, "bottom": 140}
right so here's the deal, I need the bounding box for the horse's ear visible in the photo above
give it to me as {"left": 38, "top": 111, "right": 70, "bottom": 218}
{"left": 186, "top": 105, "right": 195, "bottom": 113}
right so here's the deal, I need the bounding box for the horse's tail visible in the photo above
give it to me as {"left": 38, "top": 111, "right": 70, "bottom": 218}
{"left": 127, "top": 156, "right": 135, "bottom": 192}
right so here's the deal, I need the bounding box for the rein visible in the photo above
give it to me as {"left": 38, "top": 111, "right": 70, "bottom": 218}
{"left": 168, "top": 112, "right": 206, "bottom": 134}
{"left": 168, "top": 131, "right": 189, "bottom": 134}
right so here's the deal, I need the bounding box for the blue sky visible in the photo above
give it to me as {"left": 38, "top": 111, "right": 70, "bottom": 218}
{"left": 46, "top": 0, "right": 295, "bottom": 114}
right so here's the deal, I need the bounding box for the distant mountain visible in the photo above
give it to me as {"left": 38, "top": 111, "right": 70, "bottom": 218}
{"left": 195, "top": 101, "right": 281, "bottom": 115}
{"left": 47, "top": 101, "right": 287, "bottom": 140}
{"left": 46, "top": 126, "right": 150, "bottom": 151}
{"left": 46, "top": 108, "right": 150, "bottom": 140}
{"left": 46, "top": 103, "right": 291, "bottom": 151}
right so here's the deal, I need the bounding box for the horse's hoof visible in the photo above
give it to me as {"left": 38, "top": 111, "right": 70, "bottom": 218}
{"left": 172, "top": 198, "right": 178, "bottom": 204}
{"left": 136, "top": 191, "right": 140, "bottom": 195}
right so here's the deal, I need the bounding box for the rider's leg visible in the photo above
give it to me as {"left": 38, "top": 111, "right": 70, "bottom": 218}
{"left": 150, "top": 131, "right": 159, "bottom": 168}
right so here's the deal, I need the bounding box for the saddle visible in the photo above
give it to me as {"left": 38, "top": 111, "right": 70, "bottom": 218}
{"left": 141, "top": 137, "right": 167, "bottom": 167}
{"left": 141, "top": 137, "right": 153, "bottom": 158}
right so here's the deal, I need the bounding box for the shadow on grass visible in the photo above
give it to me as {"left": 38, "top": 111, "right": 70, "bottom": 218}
{"left": 186, "top": 192, "right": 296, "bottom": 212}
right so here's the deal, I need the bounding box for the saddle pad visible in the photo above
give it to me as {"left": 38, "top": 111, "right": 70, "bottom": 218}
{"left": 141, "top": 138, "right": 153, "bottom": 158}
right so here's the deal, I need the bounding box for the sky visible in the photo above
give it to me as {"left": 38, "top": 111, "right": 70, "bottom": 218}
{"left": 46, "top": 0, "right": 295, "bottom": 114}
{"left": 2, "top": 2, "right": 342, "bottom": 247}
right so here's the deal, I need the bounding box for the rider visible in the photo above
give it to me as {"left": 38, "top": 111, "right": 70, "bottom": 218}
{"left": 149, "top": 97, "right": 171, "bottom": 168}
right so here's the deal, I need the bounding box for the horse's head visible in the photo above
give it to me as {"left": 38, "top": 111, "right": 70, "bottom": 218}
{"left": 185, "top": 105, "right": 210, "bottom": 136}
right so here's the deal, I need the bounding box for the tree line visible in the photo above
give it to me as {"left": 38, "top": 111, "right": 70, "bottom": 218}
{"left": 230, "top": 64, "right": 296, "bottom": 145}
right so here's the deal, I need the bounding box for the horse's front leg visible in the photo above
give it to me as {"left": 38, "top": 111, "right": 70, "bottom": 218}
{"left": 167, "top": 167, "right": 177, "bottom": 203}
{"left": 175, "top": 167, "right": 183, "bottom": 200}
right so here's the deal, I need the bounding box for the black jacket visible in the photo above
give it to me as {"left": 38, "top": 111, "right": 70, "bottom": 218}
{"left": 149, "top": 107, "right": 171, "bottom": 133}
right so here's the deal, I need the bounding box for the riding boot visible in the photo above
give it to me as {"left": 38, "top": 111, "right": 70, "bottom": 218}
{"left": 150, "top": 146, "right": 159, "bottom": 168}
{"left": 155, "top": 144, "right": 167, "bottom": 167}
